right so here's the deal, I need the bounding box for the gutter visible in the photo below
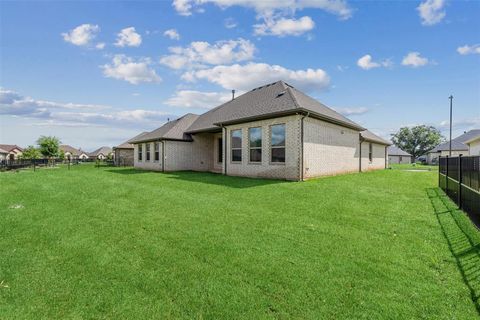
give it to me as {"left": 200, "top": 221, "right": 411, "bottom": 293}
{"left": 161, "top": 140, "right": 165, "bottom": 172}
{"left": 300, "top": 112, "right": 310, "bottom": 181}
{"left": 359, "top": 134, "right": 364, "bottom": 172}
{"left": 222, "top": 126, "right": 227, "bottom": 176}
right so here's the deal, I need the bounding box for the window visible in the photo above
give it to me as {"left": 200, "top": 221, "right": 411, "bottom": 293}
{"left": 218, "top": 138, "right": 223, "bottom": 163}
{"left": 138, "top": 144, "right": 143, "bottom": 161}
{"left": 399, "top": 156, "right": 403, "bottom": 162}
{"left": 231, "top": 129, "right": 242, "bottom": 162}
{"left": 249, "top": 127, "right": 262, "bottom": 162}
{"left": 368, "top": 143, "right": 373, "bottom": 162}
{"left": 146, "top": 143, "right": 151, "bottom": 161}
{"left": 270, "top": 124, "right": 285, "bottom": 163}
{"left": 154, "top": 142, "right": 160, "bottom": 161}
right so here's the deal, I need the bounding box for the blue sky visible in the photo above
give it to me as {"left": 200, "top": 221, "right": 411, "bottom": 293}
{"left": 1, "top": 0, "right": 479, "bottom": 150}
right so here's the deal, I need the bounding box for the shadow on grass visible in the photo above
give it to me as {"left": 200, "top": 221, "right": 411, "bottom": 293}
{"left": 167, "top": 171, "right": 286, "bottom": 189}
{"left": 427, "top": 187, "right": 480, "bottom": 315}
{"left": 105, "top": 168, "right": 151, "bottom": 175}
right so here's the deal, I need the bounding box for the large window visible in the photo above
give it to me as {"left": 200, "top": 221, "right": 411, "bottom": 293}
{"left": 231, "top": 129, "right": 242, "bottom": 162}
{"left": 249, "top": 127, "right": 262, "bottom": 162}
{"left": 154, "top": 142, "right": 160, "bottom": 161}
{"left": 368, "top": 143, "right": 373, "bottom": 162}
{"left": 271, "top": 124, "right": 285, "bottom": 163}
{"left": 138, "top": 144, "right": 143, "bottom": 161}
{"left": 218, "top": 138, "right": 223, "bottom": 163}
{"left": 146, "top": 143, "right": 151, "bottom": 161}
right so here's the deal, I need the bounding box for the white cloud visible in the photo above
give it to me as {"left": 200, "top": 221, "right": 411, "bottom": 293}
{"left": 160, "top": 38, "right": 256, "bottom": 69}
{"left": 357, "top": 54, "right": 392, "bottom": 70}
{"left": 62, "top": 24, "right": 102, "bottom": 48}
{"left": 182, "top": 62, "right": 330, "bottom": 92}
{"left": 165, "top": 90, "right": 232, "bottom": 108}
{"left": 401, "top": 52, "right": 429, "bottom": 67}
{"left": 101, "top": 55, "right": 161, "bottom": 85}
{"left": 0, "top": 88, "right": 172, "bottom": 128}
{"left": 438, "top": 118, "right": 480, "bottom": 131}
{"left": 115, "top": 27, "right": 142, "bottom": 47}
{"left": 254, "top": 16, "right": 315, "bottom": 36}
{"left": 333, "top": 107, "right": 369, "bottom": 116}
{"left": 95, "top": 42, "right": 106, "bottom": 49}
{"left": 457, "top": 44, "right": 480, "bottom": 55}
{"left": 417, "top": 0, "right": 446, "bottom": 26}
{"left": 172, "top": 0, "right": 353, "bottom": 20}
{"left": 164, "top": 29, "right": 181, "bottom": 40}
{"left": 224, "top": 17, "right": 238, "bottom": 29}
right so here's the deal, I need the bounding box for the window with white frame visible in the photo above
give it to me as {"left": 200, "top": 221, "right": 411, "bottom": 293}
{"left": 231, "top": 129, "right": 242, "bottom": 162}
{"left": 249, "top": 127, "right": 262, "bottom": 162}
{"left": 138, "top": 144, "right": 143, "bottom": 161}
{"left": 146, "top": 143, "right": 151, "bottom": 161}
{"left": 154, "top": 142, "right": 160, "bottom": 161}
{"left": 270, "top": 124, "right": 285, "bottom": 163}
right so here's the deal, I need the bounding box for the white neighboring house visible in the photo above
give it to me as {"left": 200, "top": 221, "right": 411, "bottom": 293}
{"left": 78, "top": 152, "right": 89, "bottom": 160}
{"left": 59, "top": 145, "right": 82, "bottom": 160}
{"left": 89, "top": 146, "right": 113, "bottom": 160}
{"left": 465, "top": 134, "right": 480, "bottom": 156}
{"left": 427, "top": 129, "right": 480, "bottom": 164}
{"left": 0, "top": 147, "right": 9, "bottom": 160}
{"left": 0, "top": 144, "right": 23, "bottom": 160}
{"left": 130, "top": 80, "right": 391, "bottom": 181}
{"left": 388, "top": 146, "right": 412, "bottom": 164}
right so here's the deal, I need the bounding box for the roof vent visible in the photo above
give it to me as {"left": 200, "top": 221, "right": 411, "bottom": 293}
{"left": 277, "top": 90, "right": 286, "bottom": 97}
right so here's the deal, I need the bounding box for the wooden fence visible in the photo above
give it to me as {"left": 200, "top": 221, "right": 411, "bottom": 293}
{"left": 439, "top": 155, "right": 480, "bottom": 217}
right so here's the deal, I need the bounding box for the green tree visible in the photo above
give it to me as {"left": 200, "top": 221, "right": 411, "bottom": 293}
{"left": 37, "top": 136, "right": 61, "bottom": 158}
{"left": 391, "top": 125, "right": 444, "bottom": 159}
{"left": 20, "top": 145, "right": 41, "bottom": 159}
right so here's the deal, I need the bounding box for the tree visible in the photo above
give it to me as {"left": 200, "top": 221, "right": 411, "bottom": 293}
{"left": 391, "top": 125, "right": 444, "bottom": 159}
{"left": 20, "top": 145, "right": 41, "bottom": 159}
{"left": 37, "top": 136, "right": 61, "bottom": 158}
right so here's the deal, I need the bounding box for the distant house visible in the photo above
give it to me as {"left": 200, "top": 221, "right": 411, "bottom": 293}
{"left": 427, "top": 129, "right": 480, "bottom": 164}
{"left": 0, "top": 144, "right": 23, "bottom": 160}
{"left": 465, "top": 133, "right": 480, "bottom": 156}
{"left": 113, "top": 132, "right": 148, "bottom": 166}
{"left": 0, "top": 147, "right": 9, "bottom": 160}
{"left": 89, "top": 146, "right": 113, "bottom": 160}
{"left": 59, "top": 145, "right": 82, "bottom": 160}
{"left": 130, "top": 80, "right": 391, "bottom": 181}
{"left": 388, "top": 146, "right": 412, "bottom": 164}
{"left": 78, "top": 152, "right": 90, "bottom": 160}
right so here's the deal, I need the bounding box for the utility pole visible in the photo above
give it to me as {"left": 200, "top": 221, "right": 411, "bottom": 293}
{"left": 449, "top": 95, "right": 453, "bottom": 157}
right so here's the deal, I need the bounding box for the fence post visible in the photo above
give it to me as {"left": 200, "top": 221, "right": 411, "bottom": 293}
{"left": 446, "top": 155, "right": 449, "bottom": 195}
{"left": 458, "top": 154, "right": 462, "bottom": 209}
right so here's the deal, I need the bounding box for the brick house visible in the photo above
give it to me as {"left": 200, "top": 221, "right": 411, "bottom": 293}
{"left": 130, "top": 81, "right": 390, "bottom": 181}
{"left": 426, "top": 129, "right": 480, "bottom": 164}
{"left": 0, "top": 144, "right": 23, "bottom": 160}
{"left": 113, "top": 132, "right": 148, "bottom": 166}
{"left": 387, "top": 146, "right": 412, "bottom": 164}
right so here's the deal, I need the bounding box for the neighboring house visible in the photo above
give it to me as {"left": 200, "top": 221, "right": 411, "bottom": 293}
{"left": 59, "top": 145, "right": 82, "bottom": 160}
{"left": 89, "top": 146, "right": 113, "bottom": 160}
{"left": 465, "top": 133, "right": 480, "bottom": 156}
{"left": 113, "top": 132, "right": 148, "bottom": 166}
{"left": 0, "top": 144, "right": 23, "bottom": 160}
{"left": 0, "top": 147, "right": 9, "bottom": 160}
{"left": 78, "top": 152, "right": 90, "bottom": 160}
{"left": 130, "top": 80, "right": 391, "bottom": 181}
{"left": 427, "top": 129, "right": 480, "bottom": 164}
{"left": 388, "top": 146, "right": 412, "bottom": 164}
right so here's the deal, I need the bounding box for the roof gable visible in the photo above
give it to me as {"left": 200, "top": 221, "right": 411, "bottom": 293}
{"left": 388, "top": 146, "right": 411, "bottom": 156}
{"left": 0, "top": 144, "right": 23, "bottom": 152}
{"left": 129, "top": 113, "right": 199, "bottom": 143}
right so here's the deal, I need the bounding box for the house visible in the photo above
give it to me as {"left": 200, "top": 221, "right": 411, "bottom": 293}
{"left": 130, "top": 81, "right": 390, "bottom": 181}
{"left": 388, "top": 146, "right": 412, "bottom": 164}
{"left": 113, "top": 132, "right": 148, "bottom": 166}
{"left": 465, "top": 133, "right": 480, "bottom": 156}
{"left": 427, "top": 129, "right": 480, "bottom": 164}
{"left": 78, "top": 151, "right": 90, "bottom": 160}
{"left": 0, "top": 147, "right": 9, "bottom": 160}
{"left": 89, "top": 146, "right": 113, "bottom": 160}
{"left": 0, "top": 144, "right": 23, "bottom": 160}
{"left": 59, "top": 145, "right": 82, "bottom": 160}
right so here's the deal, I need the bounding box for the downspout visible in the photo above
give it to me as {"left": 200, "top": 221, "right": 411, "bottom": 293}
{"left": 384, "top": 146, "right": 387, "bottom": 169}
{"left": 359, "top": 133, "right": 363, "bottom": 172}
{"left": 300, "top": 112, "right": 309, "bottom": 181}
{"left": 222, "top": 125, "right": 227, "bottom": 176}
{"left": 161, "top": 140, "right": 165, "bottom": 172}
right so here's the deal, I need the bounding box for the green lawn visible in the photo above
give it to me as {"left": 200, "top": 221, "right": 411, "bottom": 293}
{"left": 1, "top": 165, "right": 479, "bottom": 319}
{"left": 389, "top": 163, "right": 438, "bottom": 171}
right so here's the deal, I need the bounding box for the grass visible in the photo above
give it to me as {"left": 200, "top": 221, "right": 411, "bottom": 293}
{"left": 389, "top": 163, "right": 438, "bottom": 171}
{"left": 1, "top": 164, "right": 479, "bottom": 319}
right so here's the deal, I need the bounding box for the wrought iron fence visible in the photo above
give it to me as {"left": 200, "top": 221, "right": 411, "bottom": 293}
{"left": 0, "top": 158, "right": 80, "bottom": 170}
{"left": 439, "top": 155, "right": 480, "bottom": 217}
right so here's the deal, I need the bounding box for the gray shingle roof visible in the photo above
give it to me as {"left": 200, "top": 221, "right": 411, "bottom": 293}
{"left": 60, "top": 145, "right": 82, "bottom": 156}
{"left": 360, "top": 130, "right": 391, "bottom": 145}
{"left": 430, "top": 129, "right": 480, "bottom": 152}
{"left": 89, "top": 146, "right": 112, "bottom": 156}
{"left": 0, "top": 147, "right": 8, "bottom": 154}
{"left": 0, "top": 144, "right": 23, "bottom": 152}
{"left": 129, "top": 113, "right": 199, "bottom": 143}
{"left": 388, "top": 146, "right": 411, "bottom": 156}
{"left": 114, "top": 132, "right": 149, "bottom": 149}
{"left": 186, "top": 81, "right": 365, "bottom": 133}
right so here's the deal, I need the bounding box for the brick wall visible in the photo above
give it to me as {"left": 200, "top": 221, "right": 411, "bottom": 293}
{"left": 164, "top": 133, "right": 214, "bottom": 172}
{"left": 388, "top": 155, "right": 412, "bottom": 164}
{"left": 115, "top": 148, "right": 134, "bottom": 166}
{"left": 225, "top": 115, "right": 302, "bottom": 180}
{"left": 134, "top": 142, "right": 163, "bottom": 171}
{"left": 360, "top": 142, "right": 387, "bottom": 171}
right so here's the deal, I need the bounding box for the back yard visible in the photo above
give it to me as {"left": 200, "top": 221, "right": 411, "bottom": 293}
{"left": 1, "top": 165, "right": 479, "bottom": 319}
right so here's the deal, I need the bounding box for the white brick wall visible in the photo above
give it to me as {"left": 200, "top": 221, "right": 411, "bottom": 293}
{"left": 134, "top": 142, "right": 163, "bottom": 171}
{"left": 225, "top": 115, "right": 302, "bottom": 180}
{"left": 303, "top": 117, "right": 360, "bottom": 178}
{"left": 164, "top": 133, "right": 214, "bottom": 172}
{"left": 469, "top": 140, "right": 480, "bottom": 156}
{"left": 360, "top": 142, "right": 386, "bottom": 171}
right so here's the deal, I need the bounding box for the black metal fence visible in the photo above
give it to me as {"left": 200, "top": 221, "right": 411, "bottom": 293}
{"left": 0, "top": 158, "right": 79, "bottom": 171}
{"left": 439, "top": 155, "right": 480, "bottom": 217}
